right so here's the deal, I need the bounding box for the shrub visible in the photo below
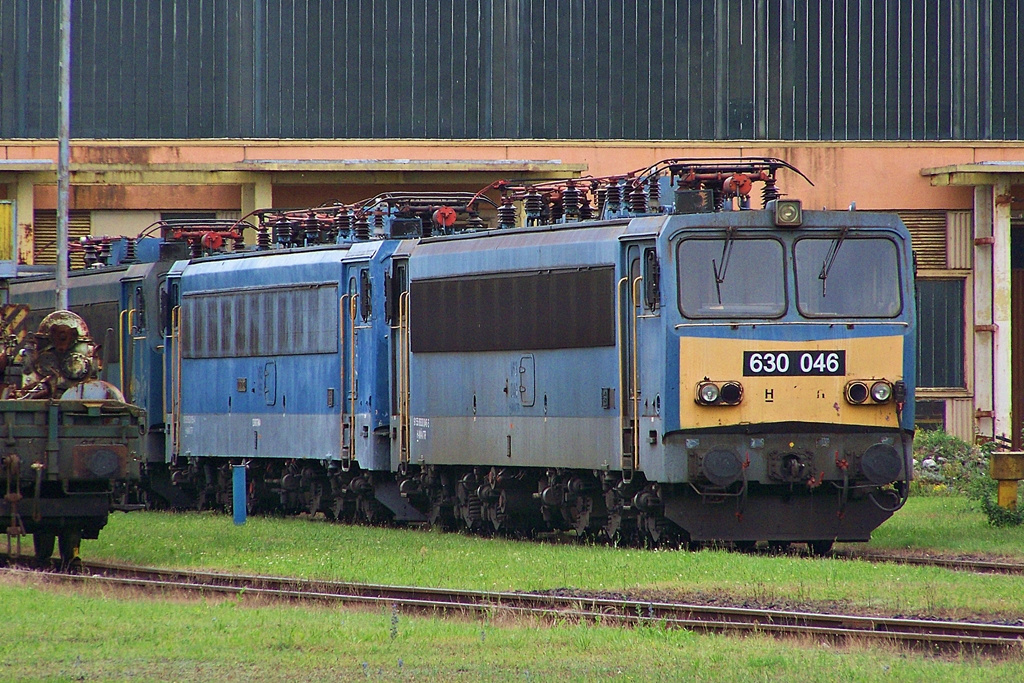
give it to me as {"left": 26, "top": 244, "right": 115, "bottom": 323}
{"left": 911, "top": 429, "right": 1024, "bottom": 525}
{"left": 911, "top": 429, "right": 987, "bottom": 495}
{"left": 966, "top": 473, "right": 1024, "bottom": 527}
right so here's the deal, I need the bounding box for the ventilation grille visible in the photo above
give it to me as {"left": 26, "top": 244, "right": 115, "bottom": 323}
{"left": 946, "top": 211, "right": 973, "bottom": 270}
{"left": 33, "top": 210, "right": 91, "bottom": 268}
{"left": 947, "top": 398, "right": 975, "bottom": 443}
{"left": 897, "top": 210, "right": 947, "bottom": 270}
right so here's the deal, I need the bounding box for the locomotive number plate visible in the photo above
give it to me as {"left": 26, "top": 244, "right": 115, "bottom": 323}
{"left": 742, "top": 350, "right": 846, "bottom": 376}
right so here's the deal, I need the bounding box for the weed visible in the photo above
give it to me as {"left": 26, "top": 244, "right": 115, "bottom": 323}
{"left": 913, "top": 430, "right": 1024, "bottom": 525}
{"left": 912, "top": 429, "right": 987, "bottom": 495}
{"left": 966, "top": 474, "right": 1024, "bottom": 527}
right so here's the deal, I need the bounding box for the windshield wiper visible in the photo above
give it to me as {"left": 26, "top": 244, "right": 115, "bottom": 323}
{"left": 818, "top": 226, "right": 849, "bottom": 296}
{"left": 712, "top": 227, "right": 736, "bottom": 304}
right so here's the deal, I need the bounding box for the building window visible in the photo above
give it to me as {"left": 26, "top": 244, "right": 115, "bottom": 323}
{"left": 916, "top": 279, "right": 965, "bottom": 388}
{"left": 914, "top": 400, "right": 946, "bottom": 432}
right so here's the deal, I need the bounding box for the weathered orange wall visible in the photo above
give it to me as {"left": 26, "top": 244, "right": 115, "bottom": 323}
{"left": 32, "top": 184, "right": 241, "bottom": 211}
{"left": 273, "top": 183, "right": 488, "bottom": 207}
{"left": 4, "top": 140, "right": 1022, "bottom": 211}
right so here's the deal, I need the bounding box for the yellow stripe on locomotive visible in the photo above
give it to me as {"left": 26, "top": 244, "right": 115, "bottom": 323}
{"left": 679, "top": 335, "right": 905, "bottom": 428}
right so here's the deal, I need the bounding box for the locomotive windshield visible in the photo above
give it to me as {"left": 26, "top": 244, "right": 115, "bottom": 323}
{"left": 794, "top": 236, "right": 902, "bottom": 317}
{"left": 677, "top": 237, "right": 786, "bottom": 318}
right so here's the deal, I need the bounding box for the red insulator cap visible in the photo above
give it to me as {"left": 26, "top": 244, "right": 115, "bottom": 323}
{"left": 433, "top": 206, "right": 457, "bottom": 227}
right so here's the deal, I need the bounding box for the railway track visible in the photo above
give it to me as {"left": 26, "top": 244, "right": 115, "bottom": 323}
{"left": 5, "top": 560, "right": 1022, "bottom": 656}
{"left": 833, "top": 549, "right": 1024, "bottom": 576}
{"left": 6, "top": 544, "right": 1024, "bottom": 577}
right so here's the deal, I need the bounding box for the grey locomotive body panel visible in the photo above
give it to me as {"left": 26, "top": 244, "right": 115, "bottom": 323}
{"left": 407, "top": 223, "right": 636, "bottom": 471}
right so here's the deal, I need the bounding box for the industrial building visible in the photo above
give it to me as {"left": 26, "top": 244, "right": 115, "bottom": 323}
{"left": 1, "top": 0, "right": 1022, "bottom": 444}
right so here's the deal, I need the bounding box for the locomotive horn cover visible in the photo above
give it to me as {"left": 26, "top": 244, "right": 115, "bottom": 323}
{"left": 702, "top": 449, "right": 744, "bottom": 487}
{"left": 860, "top": 443, "right": 904, "bottom": 485}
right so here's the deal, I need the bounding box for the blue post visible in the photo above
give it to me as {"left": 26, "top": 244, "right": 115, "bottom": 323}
{"left": 232, "top": 465, "right": 247, "bottom": 525}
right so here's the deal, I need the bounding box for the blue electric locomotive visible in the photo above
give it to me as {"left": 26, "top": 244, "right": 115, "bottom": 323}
{"left": 5, "top": 159, "right": 915, "bottom": 550}
{"left": 395, "top": 163, "right": 915, "bottom": 549}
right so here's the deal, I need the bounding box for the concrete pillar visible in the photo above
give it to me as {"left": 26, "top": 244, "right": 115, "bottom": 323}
{"left": 974, "top": 182, "right": 1014, "bottom": 444}
{"left": 15, "top": 176, "right": 34, "bottom": 265}
{"left": 240, "top": 175, "right": 272, "bottom": 245}
{"left": 973, "top": 186, "right": 994, "bottom": 440}
{"left": 992, "top": 181, "right": 1014, "bottom": 443}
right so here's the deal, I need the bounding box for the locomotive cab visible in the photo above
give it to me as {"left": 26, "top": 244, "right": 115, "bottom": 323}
{"left": 656, "top": 208, "right": 916, "bottom": 546}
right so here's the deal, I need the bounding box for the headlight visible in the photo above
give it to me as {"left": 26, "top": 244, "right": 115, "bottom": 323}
{"left": 696, "top": 381, "right": 743, "bottom": 406}
{"left": 720, "top": 382, "right": 743, "bottom": 405}
{"left": 845, "top": 381, "right": 868, "bottom": 404}
{"left": 773, "top": 199, "right": 803, "bottom": 227}
{"left": 870, "top": 381, "right": 893, "bottom": 403}
{"left": 697, "top": 382, "right": 720, "bottom": 405}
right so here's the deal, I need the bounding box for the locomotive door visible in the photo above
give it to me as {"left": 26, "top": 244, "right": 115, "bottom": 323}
{"left": 263, "top": 361, "right": 277, "bottom": 406}
{"left": 129, "top": 283, "right": 150, "bottom": 405}
{"left": 341, "top": 262, "right": 374, "bottom": 468}
{"left": 118, "top": 278, "right": 142, "bottom": 403}
{"left": 162, "top": 270, "right": 183, "bottom": 462}
{"left": 618, "top": 241, "right": 655, "bottom": 476}
{"left": 386, "top": 258, "right": 410, "bottom": 467}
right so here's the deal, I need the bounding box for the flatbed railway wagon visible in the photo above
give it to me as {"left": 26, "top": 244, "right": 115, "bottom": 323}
{"left": 0, "top": 307, "right": 145, "bottom": 567}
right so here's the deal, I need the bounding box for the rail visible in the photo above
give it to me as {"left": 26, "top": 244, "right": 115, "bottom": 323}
{"left": 117, "top": 308, "right": 137, "bottom": 394}
{"left": 11, "top": 561, "right": 1021, "bottom": 657}
{"left": 631, "top": 275, "right": 642, "bottom": 472}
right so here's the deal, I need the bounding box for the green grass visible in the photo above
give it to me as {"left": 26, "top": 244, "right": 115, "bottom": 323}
{"left": 2, "top": 574, "right": 1021, "bottom": 682}
{"left": 11, "top": 494, "right": 1024, "bottom": 680}
{"left": 860, "top": 495, "right": 1024, "bottom": 555}
{"left": 61, "top": 494, "right": 1024, "bottom": 620}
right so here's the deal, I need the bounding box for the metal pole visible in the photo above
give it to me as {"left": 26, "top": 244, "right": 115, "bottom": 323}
{"left": 232, "top": 465, "right": 247, "bottom": 525}
{"left": 56, "top": 0, "right": 72, "bottom": 310}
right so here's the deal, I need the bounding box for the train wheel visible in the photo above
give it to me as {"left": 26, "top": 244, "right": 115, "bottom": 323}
{"left": 328, "top": 497, "right": 353, "bottom": 523}
{"left": 57, "top": 531, "right": 82, "bottom": 572}
{"left": 807, "top": 540, "right": 834, "bottom": 556}
{"left": 639, "top": 514, "right": 681, "bottom": 548}
{"left": 356, "top": 496, "right": 392, "bottom": 526}
{"left": 427, "top": 498, "right": 456, "bottom": 531}
{"left": 33, "top": 532, "right": 56, "bottom": 563}
{"left": 307, "top": 480, "right": 325, "bottom": 517}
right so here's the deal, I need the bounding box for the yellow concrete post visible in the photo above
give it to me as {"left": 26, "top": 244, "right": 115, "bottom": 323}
{"left": 240, "top": 175, "right": 273, "bottom": 245}
{"left": 990, "top": 451, "right": 1024, "bottom": 510}
{"left": 0, "top": 201, "right": 14, "bottom": 262}
{"left": 15, "top": 177, "right": 34, "bottom": 265}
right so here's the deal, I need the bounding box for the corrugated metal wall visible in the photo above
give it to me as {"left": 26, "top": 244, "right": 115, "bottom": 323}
{"left": 1, "top": 0, "right": 1020, "bottom": 140}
